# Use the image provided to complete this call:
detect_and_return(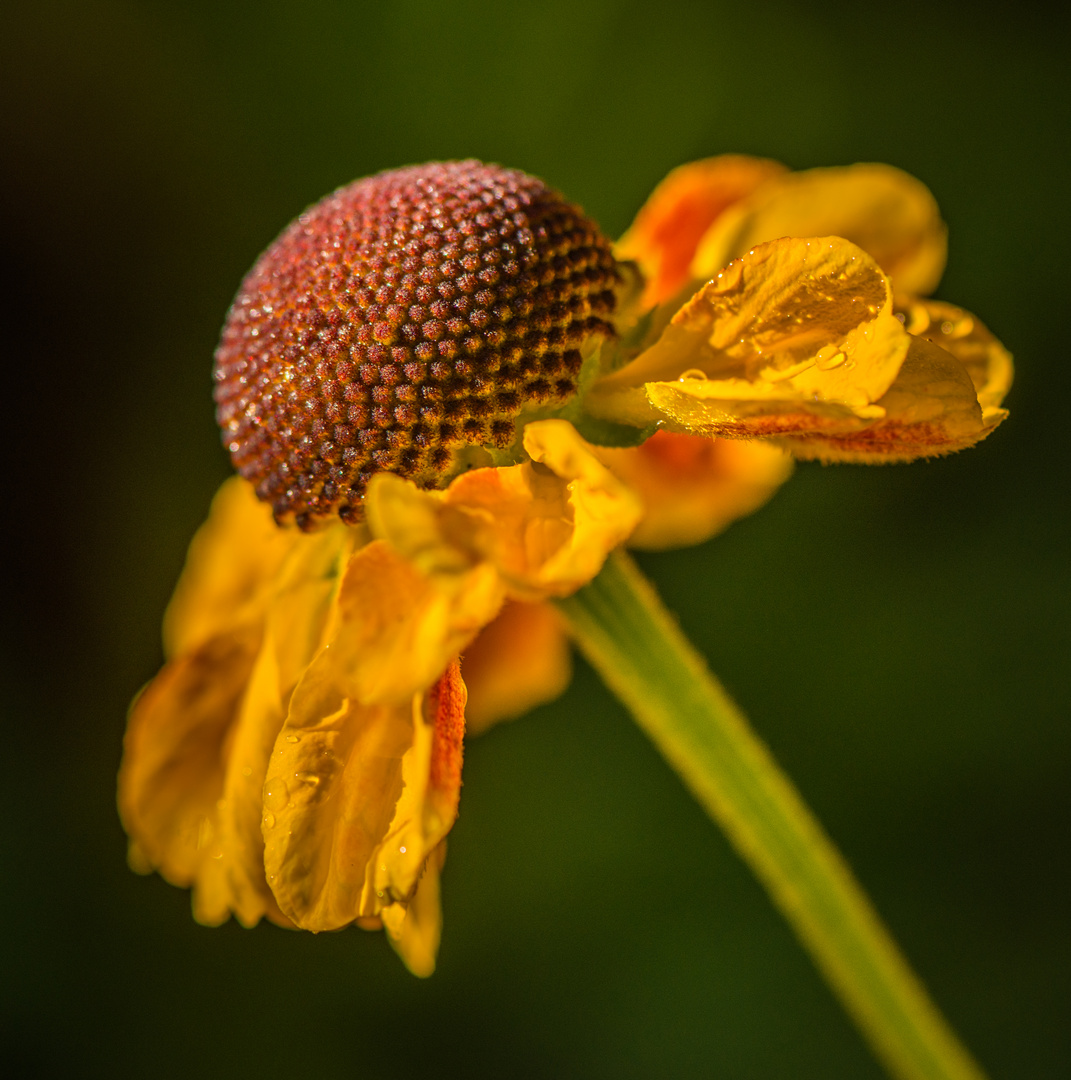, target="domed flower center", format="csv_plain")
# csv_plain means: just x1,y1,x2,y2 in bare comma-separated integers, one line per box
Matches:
213,160,620,529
